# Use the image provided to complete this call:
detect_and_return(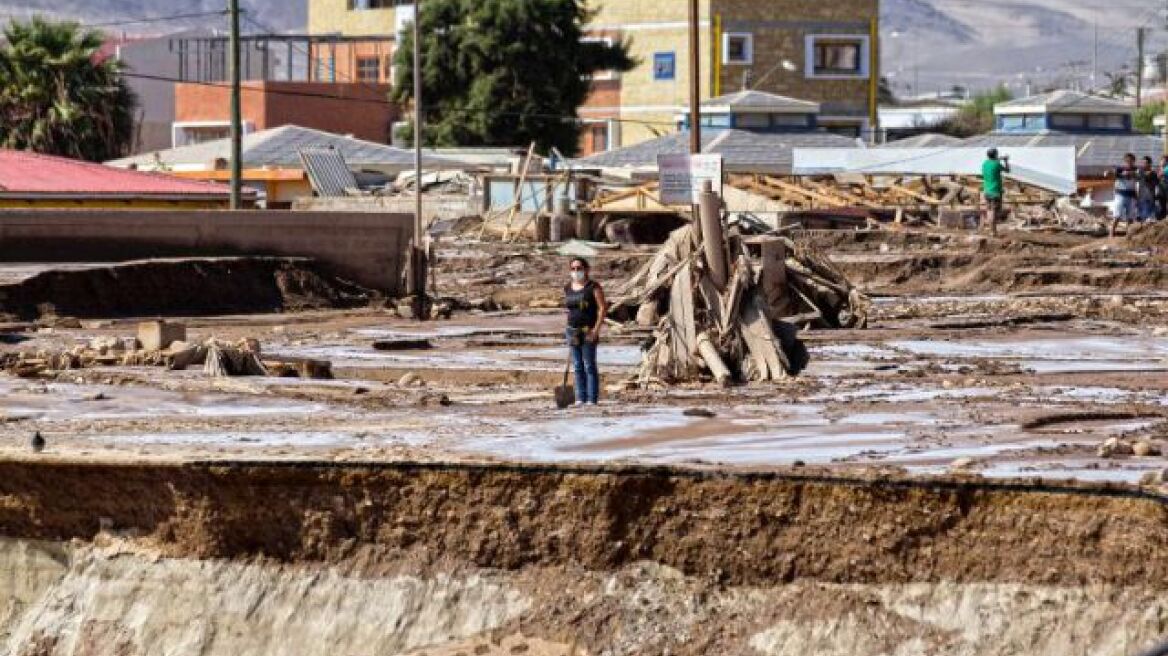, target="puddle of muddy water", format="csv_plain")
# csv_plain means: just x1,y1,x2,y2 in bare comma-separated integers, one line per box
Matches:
889,337,1168,361
274,344,641,371
0,380,326,423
